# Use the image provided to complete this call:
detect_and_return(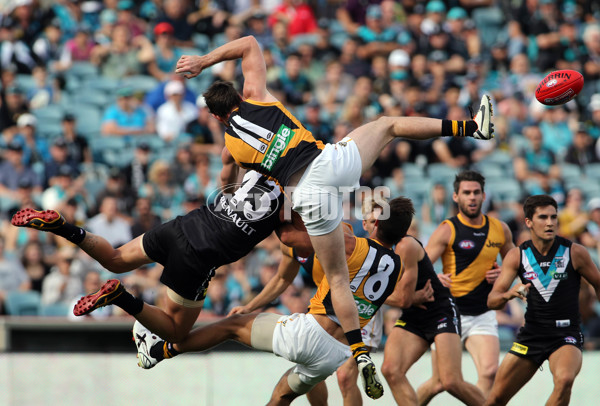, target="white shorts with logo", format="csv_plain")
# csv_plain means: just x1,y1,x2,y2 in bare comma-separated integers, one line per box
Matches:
291,137,362,236
460,310,499,341
272,313,352,386
362,311,384,350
